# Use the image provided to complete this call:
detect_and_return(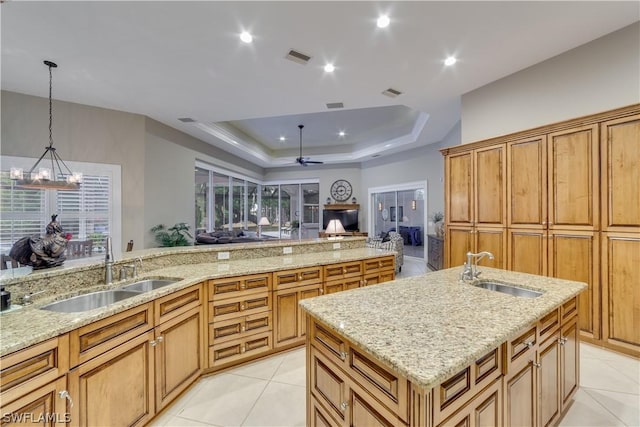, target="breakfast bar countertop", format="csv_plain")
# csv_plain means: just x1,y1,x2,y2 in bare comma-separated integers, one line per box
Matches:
300,266,587,390
0,246,392,357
